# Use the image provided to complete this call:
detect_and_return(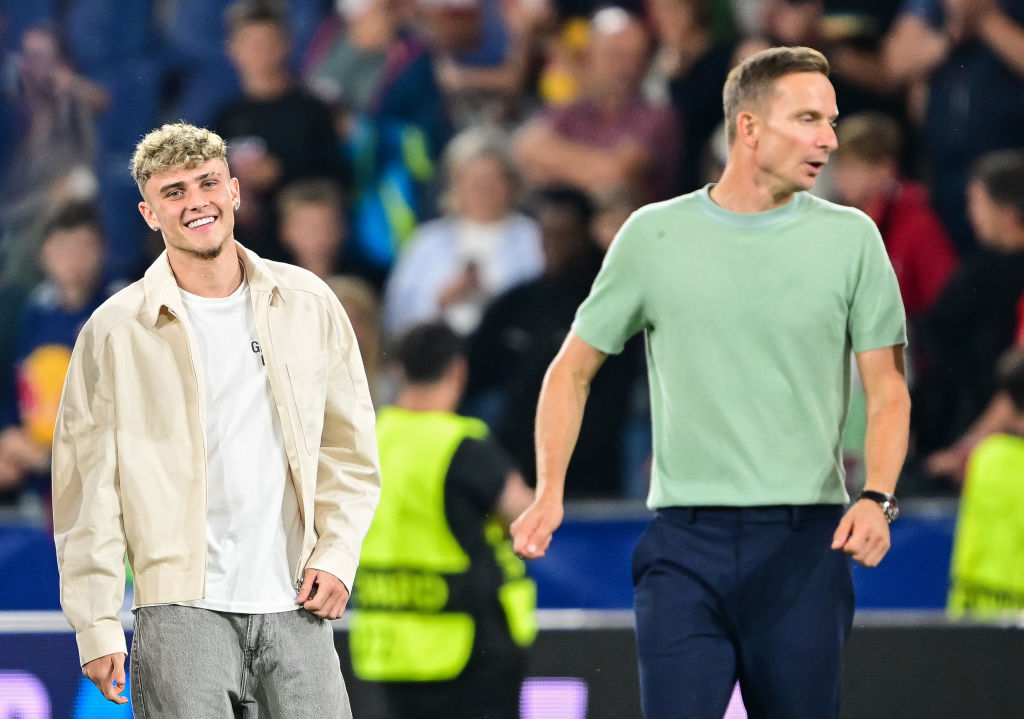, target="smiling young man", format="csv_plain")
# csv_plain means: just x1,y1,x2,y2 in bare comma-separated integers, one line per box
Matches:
51,123,381,716
512,47,911,718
